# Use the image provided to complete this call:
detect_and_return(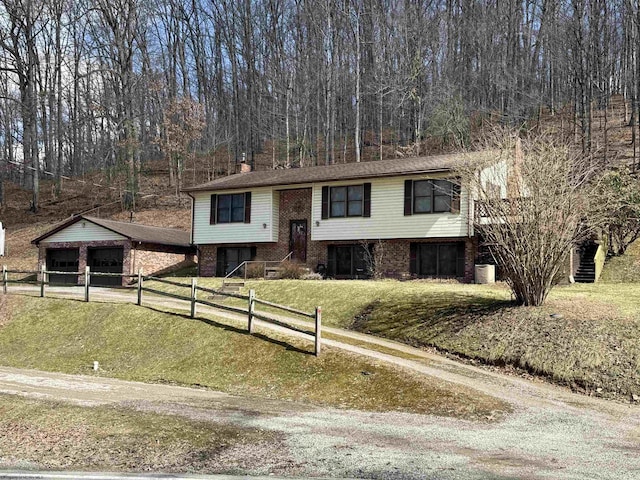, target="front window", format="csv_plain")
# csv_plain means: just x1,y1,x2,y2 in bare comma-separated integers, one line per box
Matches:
328,244,372,278
413,180,453,214
412,242,465,277
330,185,364,217
217,193,245,223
